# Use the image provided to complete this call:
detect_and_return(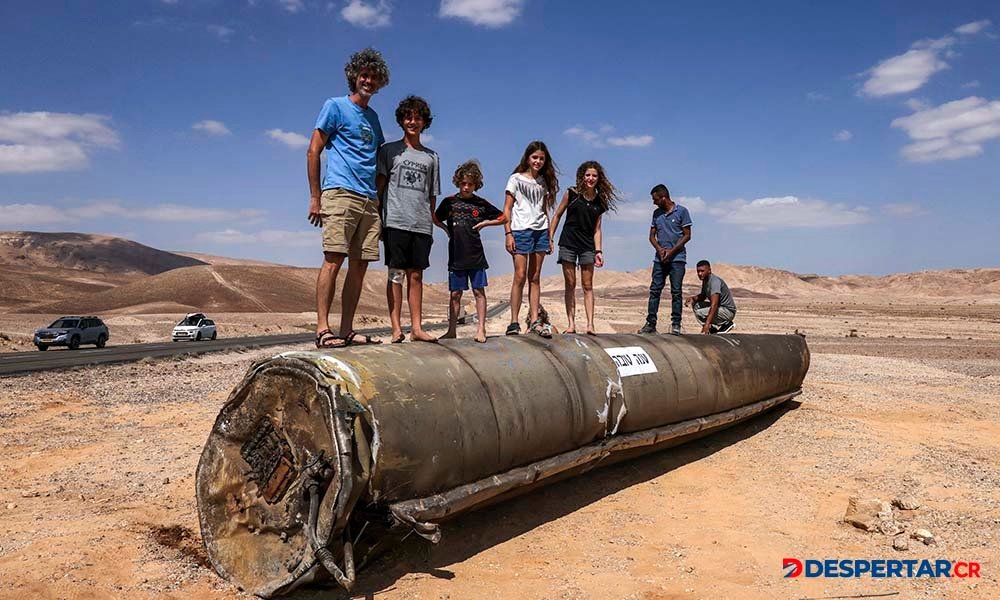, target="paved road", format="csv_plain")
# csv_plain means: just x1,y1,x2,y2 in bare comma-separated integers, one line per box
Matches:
1,301,510,377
